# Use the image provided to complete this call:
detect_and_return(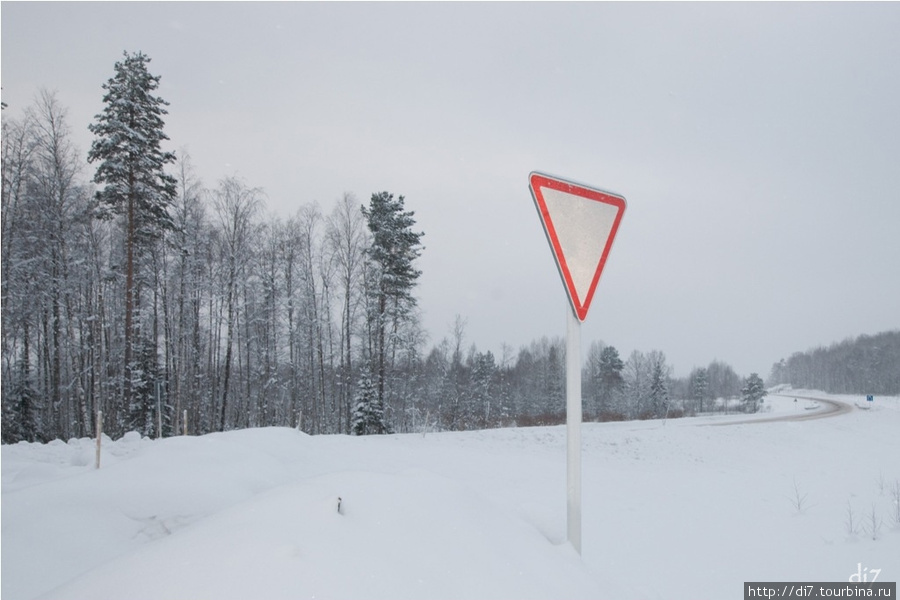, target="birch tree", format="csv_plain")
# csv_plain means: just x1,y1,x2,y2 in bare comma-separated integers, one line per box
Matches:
326,193,368,432
211,176,261,431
